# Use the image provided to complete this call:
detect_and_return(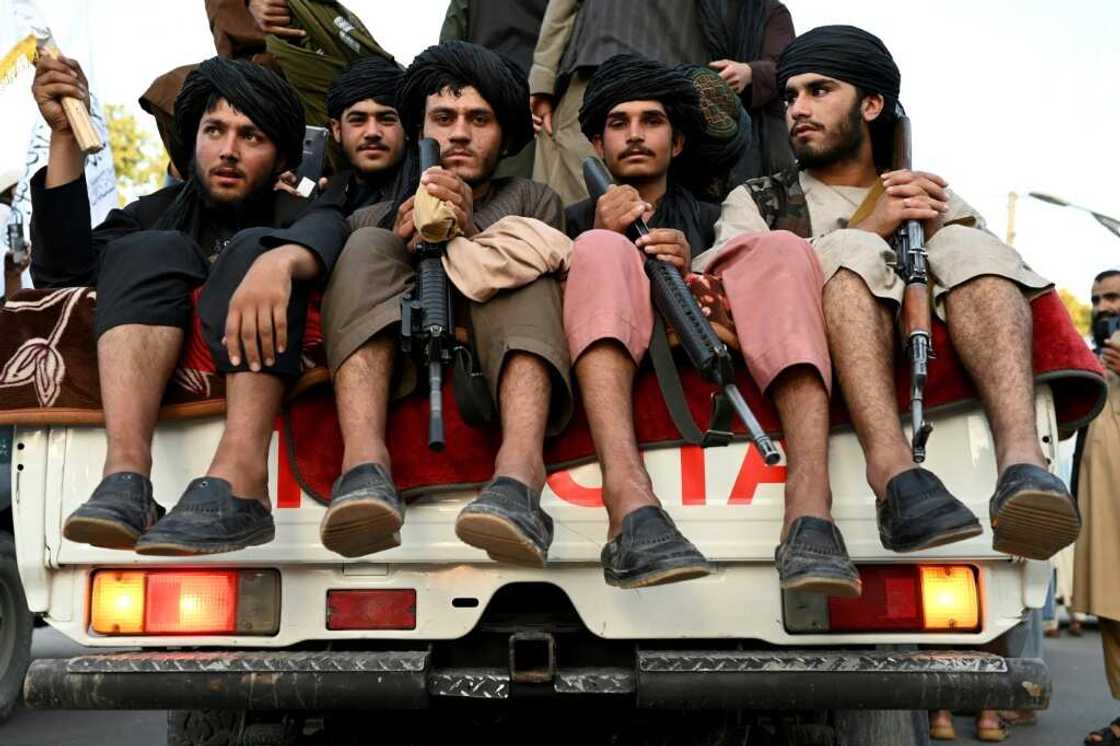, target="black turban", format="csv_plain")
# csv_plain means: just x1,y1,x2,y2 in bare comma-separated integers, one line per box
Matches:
579,54,705,145
326,56,405,121
398,41,533,157
777,25,901,115
172,56,305,178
